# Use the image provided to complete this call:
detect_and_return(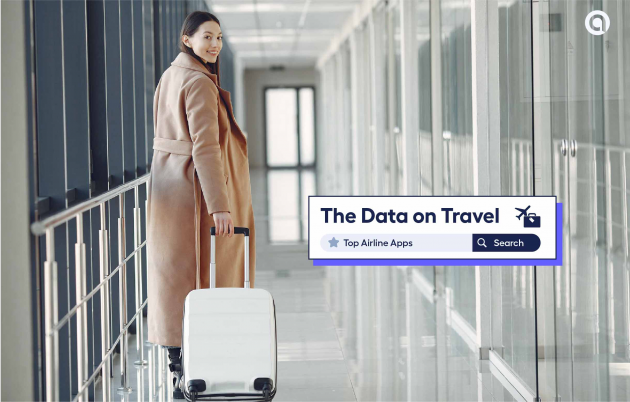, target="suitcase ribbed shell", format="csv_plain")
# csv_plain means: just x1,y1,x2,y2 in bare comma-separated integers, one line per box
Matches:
182,288,277,394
